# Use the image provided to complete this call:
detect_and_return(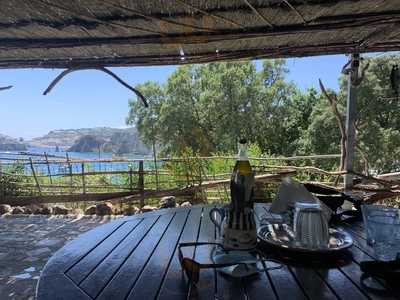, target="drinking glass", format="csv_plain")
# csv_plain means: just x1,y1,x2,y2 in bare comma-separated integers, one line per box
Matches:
361,205,399,245
365,211,400,261
293,202,329,249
